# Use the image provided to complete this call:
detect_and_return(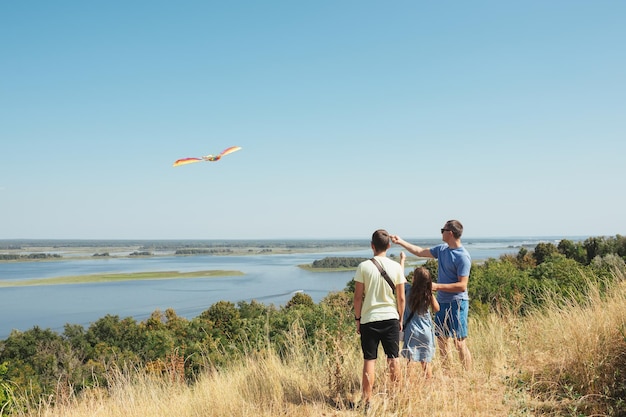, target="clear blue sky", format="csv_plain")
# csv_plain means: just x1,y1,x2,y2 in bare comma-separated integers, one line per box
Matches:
1,1,624,240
